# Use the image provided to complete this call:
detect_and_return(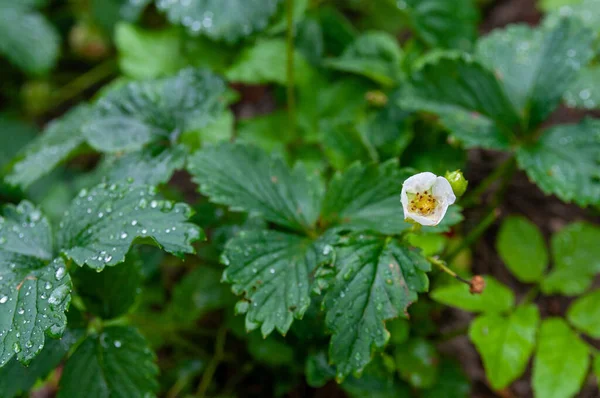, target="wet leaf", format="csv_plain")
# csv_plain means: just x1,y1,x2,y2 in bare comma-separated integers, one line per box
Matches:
395,338,440,388
222,229,330,337
188,143,323,232
58,326,158,398
156,0,282,43
516,119,600,207
321,233,430,380
83,68,226,153
58,182,203,270
564,65,600,110
0,202,71,367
